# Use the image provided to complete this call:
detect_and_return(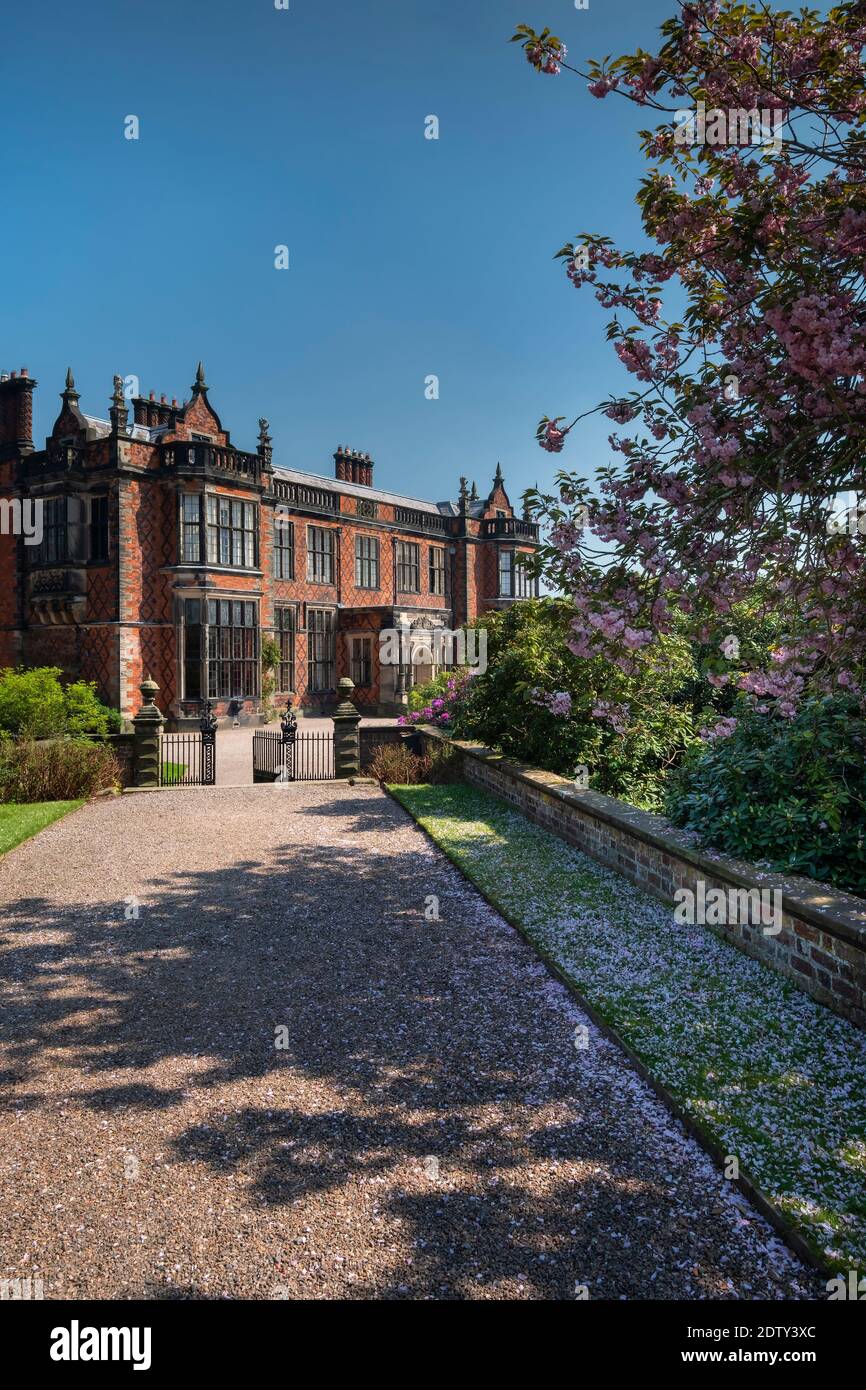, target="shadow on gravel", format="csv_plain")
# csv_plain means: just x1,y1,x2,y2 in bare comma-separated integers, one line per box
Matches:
0,797,815,1300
